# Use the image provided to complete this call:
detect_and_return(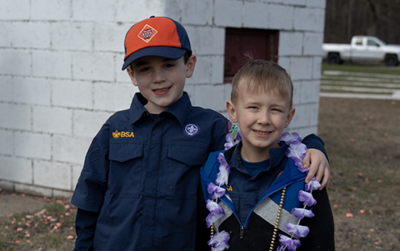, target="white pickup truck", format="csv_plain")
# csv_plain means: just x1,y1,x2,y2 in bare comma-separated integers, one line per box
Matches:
322,36,400,66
